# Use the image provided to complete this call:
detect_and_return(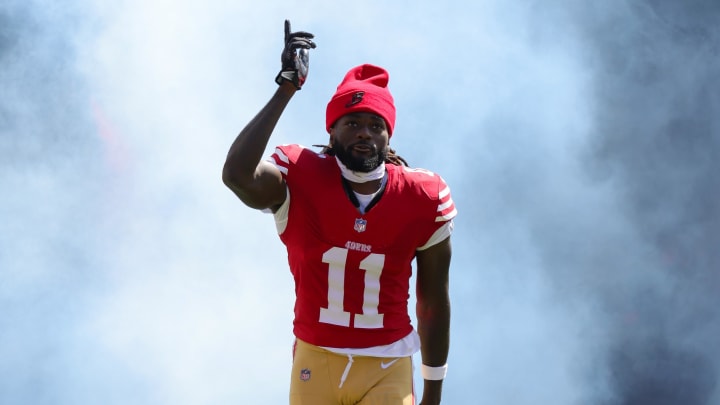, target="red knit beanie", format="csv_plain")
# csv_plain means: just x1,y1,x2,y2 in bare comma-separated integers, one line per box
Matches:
326,64,396,136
